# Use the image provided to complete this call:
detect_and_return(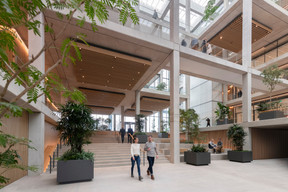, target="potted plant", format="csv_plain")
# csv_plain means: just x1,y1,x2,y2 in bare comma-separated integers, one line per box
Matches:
227,124,252,163
203,0,219,21
56,102,95,184
156,82,167,91
134,114,147,143
184,144,211,166
259,65,286,120
215,102,232,125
